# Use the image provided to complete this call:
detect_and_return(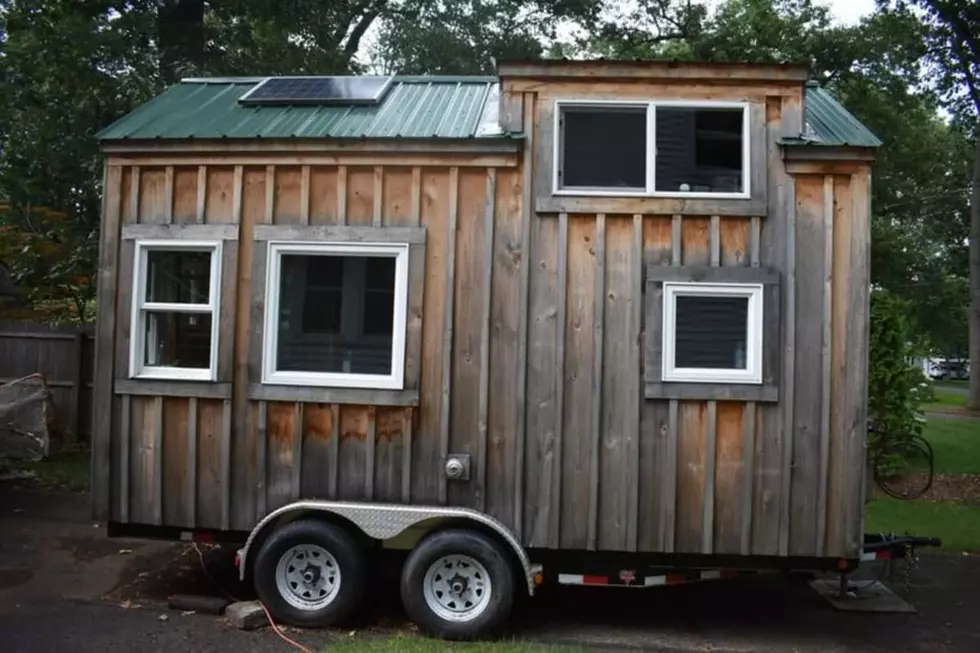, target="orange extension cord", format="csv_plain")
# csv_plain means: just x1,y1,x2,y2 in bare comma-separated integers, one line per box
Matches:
191,543,313,653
